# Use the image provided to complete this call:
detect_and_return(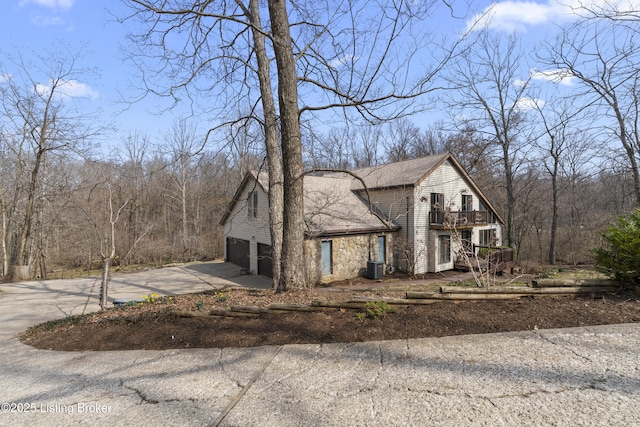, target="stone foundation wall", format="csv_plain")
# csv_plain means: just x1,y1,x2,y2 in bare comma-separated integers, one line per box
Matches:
305,232,396,284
